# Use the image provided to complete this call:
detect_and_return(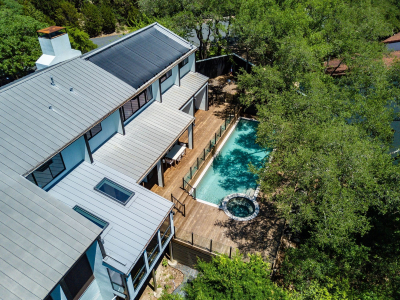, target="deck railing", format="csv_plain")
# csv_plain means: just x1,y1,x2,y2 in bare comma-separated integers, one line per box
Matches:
174,226,236,257
171,193,186,217
182,179,196,199
182,106,240,191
